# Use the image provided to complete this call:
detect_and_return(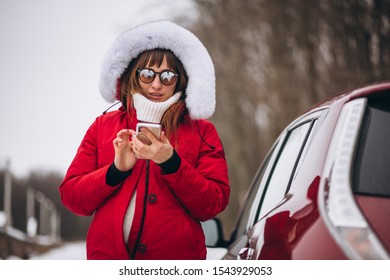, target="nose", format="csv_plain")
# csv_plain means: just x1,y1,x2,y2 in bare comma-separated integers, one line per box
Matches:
151,74,163,89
